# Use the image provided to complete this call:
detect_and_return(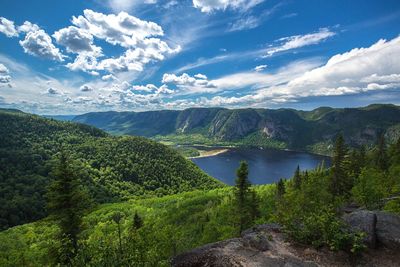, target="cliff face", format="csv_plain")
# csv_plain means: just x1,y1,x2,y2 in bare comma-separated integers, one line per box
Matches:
73,104,400,150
